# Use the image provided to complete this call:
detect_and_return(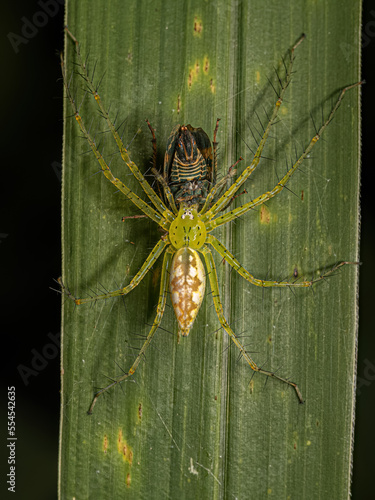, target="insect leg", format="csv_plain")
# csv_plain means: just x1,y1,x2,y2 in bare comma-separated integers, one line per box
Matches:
87,247,173,413
200,245,304,403
212,117,220,184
